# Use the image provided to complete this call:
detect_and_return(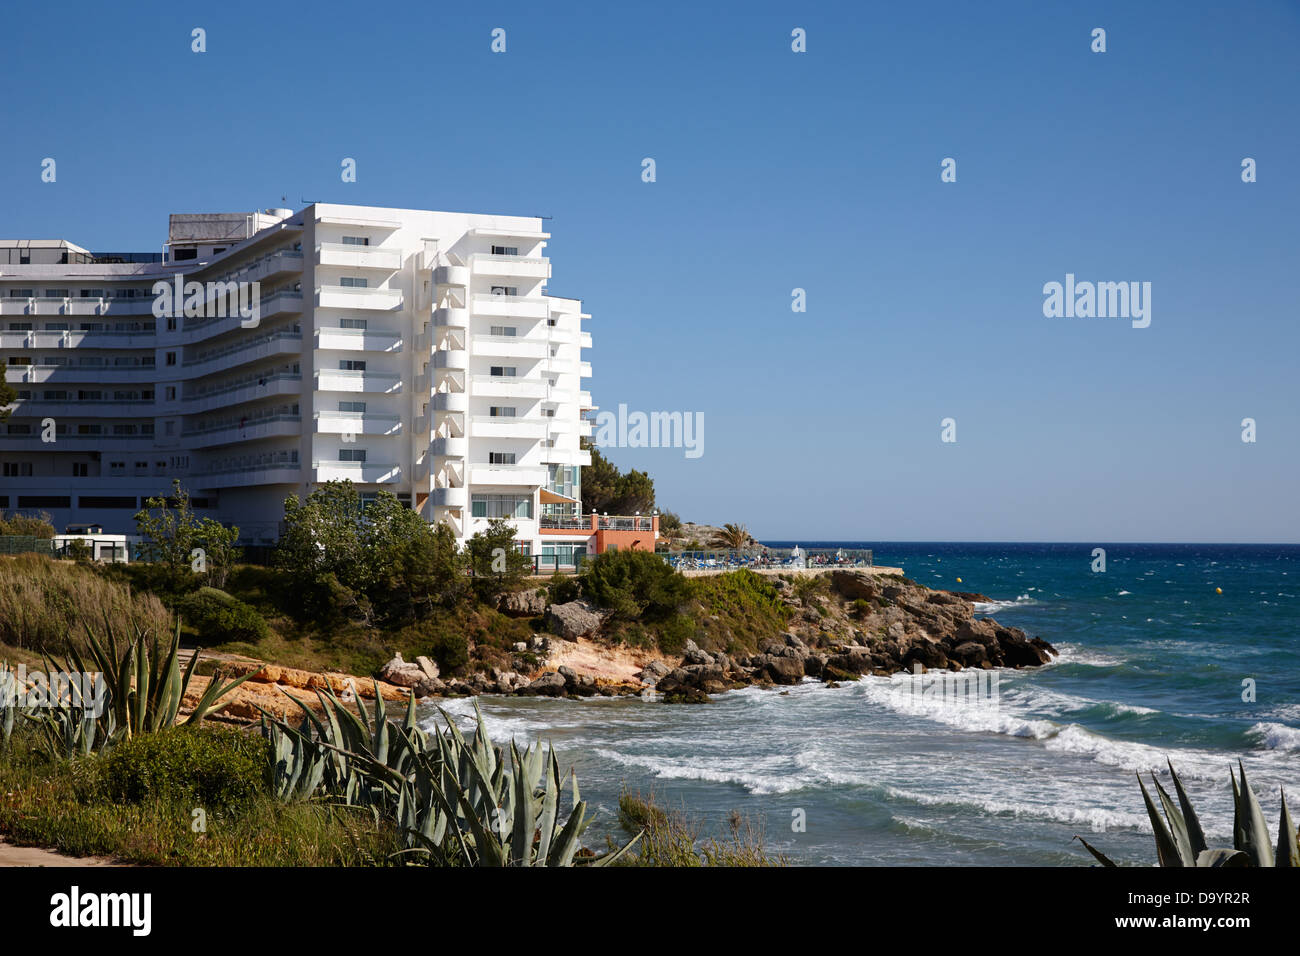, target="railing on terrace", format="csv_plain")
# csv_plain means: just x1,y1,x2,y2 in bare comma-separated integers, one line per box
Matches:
0,536,55,556
184,329,302,367
183,413,301,437
538,514,656,532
